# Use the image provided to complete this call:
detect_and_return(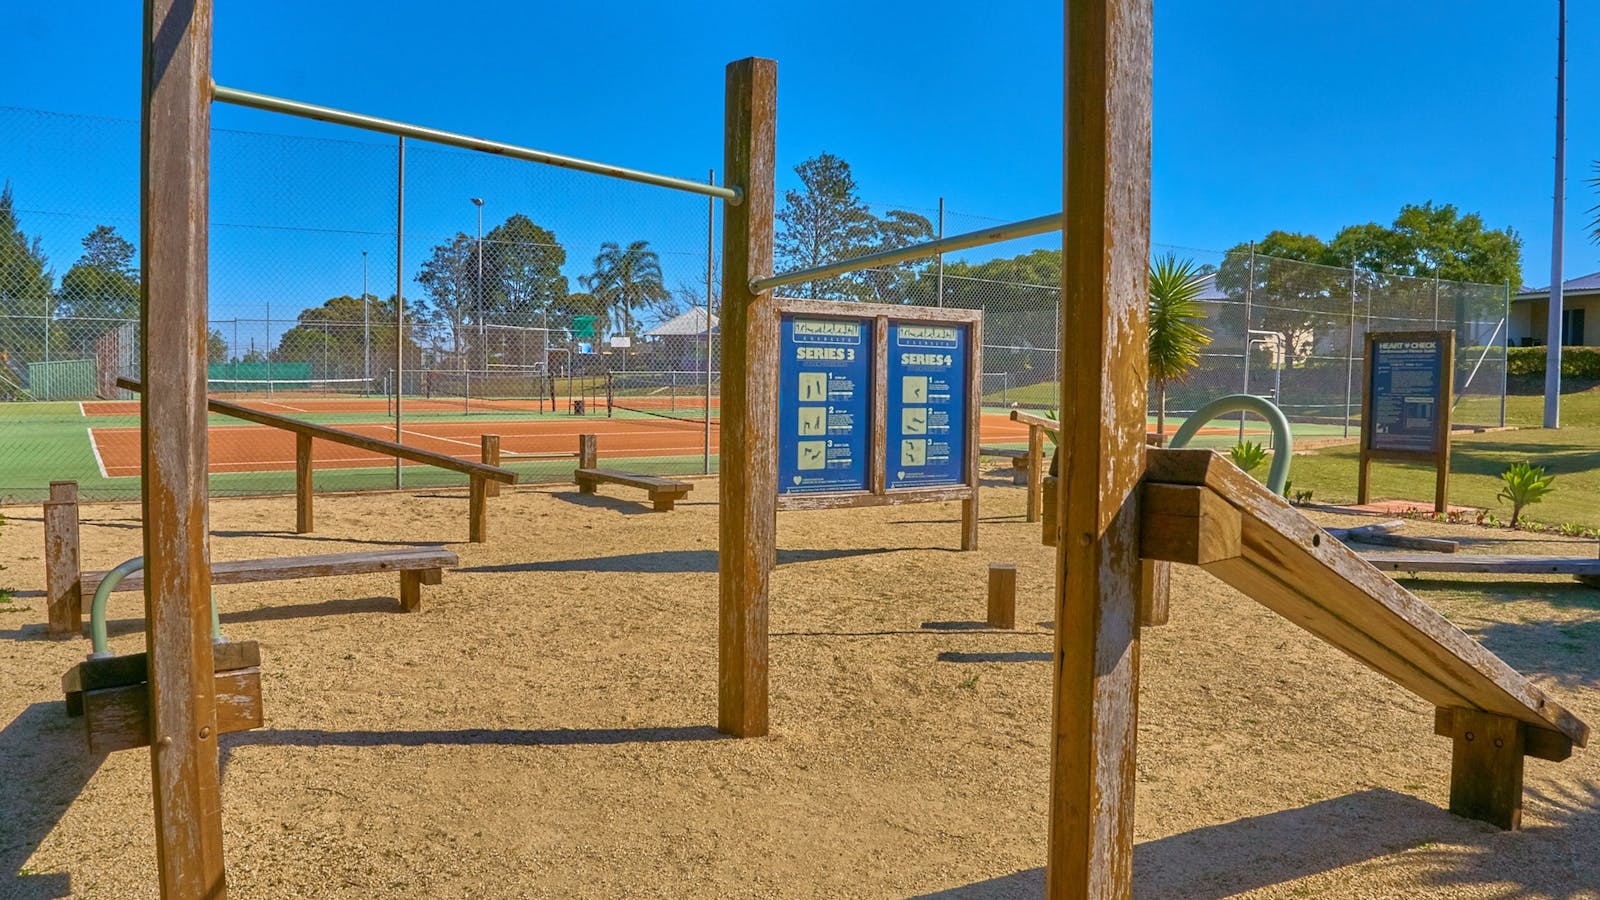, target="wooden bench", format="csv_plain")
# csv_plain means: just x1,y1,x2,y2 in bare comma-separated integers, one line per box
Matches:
81,546,459,615
575,468,693,511
979,446,1031,485
1362,551,1600,587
